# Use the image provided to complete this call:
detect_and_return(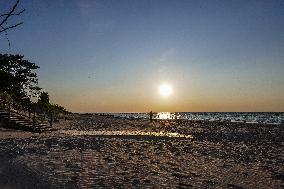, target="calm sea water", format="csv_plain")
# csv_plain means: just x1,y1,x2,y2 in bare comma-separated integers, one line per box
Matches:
99,112,284,125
